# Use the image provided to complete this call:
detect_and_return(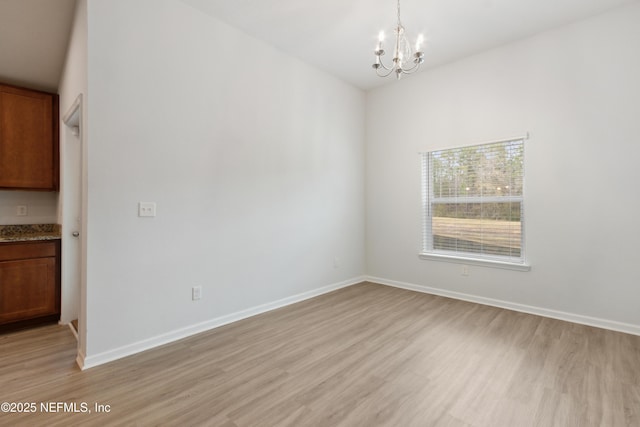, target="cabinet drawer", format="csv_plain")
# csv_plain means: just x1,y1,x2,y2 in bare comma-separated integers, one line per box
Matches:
0,241,57,262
